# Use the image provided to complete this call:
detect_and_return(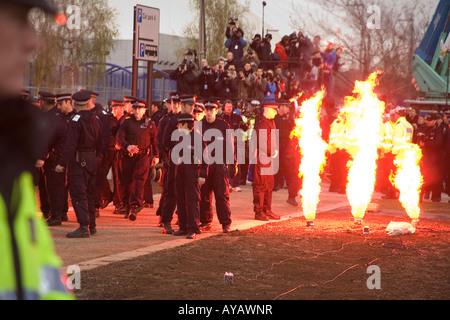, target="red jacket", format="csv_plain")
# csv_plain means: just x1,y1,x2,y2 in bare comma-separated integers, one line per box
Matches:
274,42,288,68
